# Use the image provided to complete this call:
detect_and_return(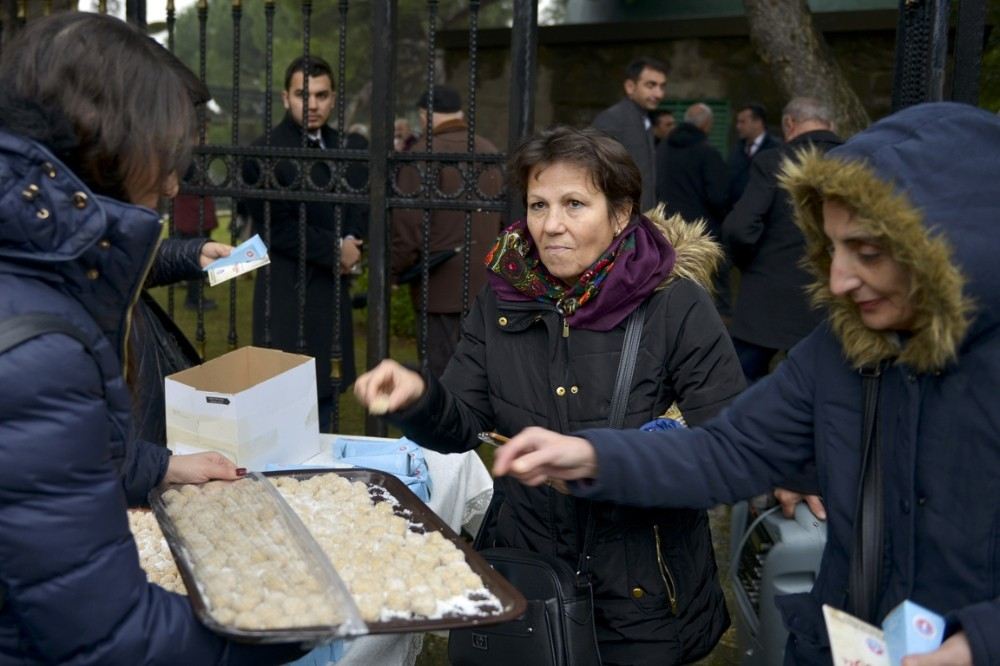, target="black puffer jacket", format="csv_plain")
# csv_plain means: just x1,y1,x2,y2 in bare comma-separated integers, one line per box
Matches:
394,210,745,665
